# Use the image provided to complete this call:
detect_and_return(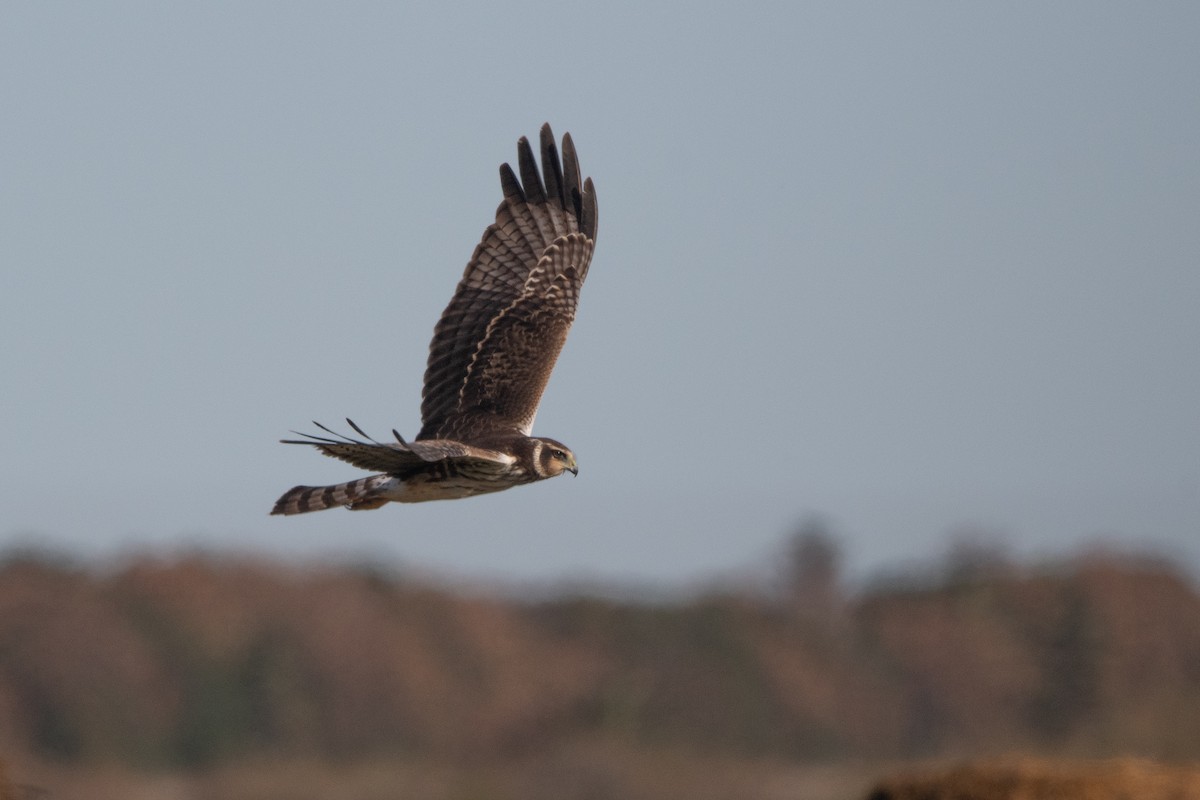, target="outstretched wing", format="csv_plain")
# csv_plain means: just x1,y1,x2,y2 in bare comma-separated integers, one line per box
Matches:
282,420,514,474
418,123,597,441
